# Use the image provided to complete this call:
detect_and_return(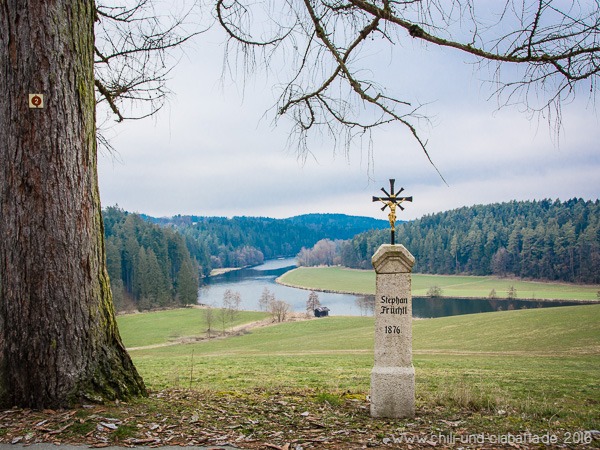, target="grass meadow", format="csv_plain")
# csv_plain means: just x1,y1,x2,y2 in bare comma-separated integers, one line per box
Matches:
117,308,269,348
117,304,600,431
2,303,597,447
278,266,600,301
